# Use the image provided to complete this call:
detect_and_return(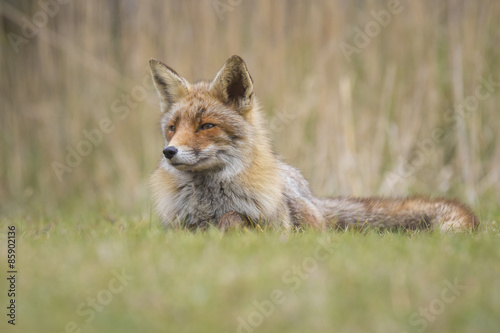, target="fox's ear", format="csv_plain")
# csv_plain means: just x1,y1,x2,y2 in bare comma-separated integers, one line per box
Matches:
211,55,254,113
149,59,190,111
